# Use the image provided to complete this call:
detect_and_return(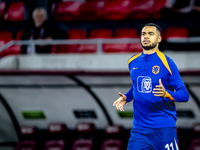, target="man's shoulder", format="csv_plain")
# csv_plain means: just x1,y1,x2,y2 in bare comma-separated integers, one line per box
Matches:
157,50,175,64
128,53,142,65
157,51,177,75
